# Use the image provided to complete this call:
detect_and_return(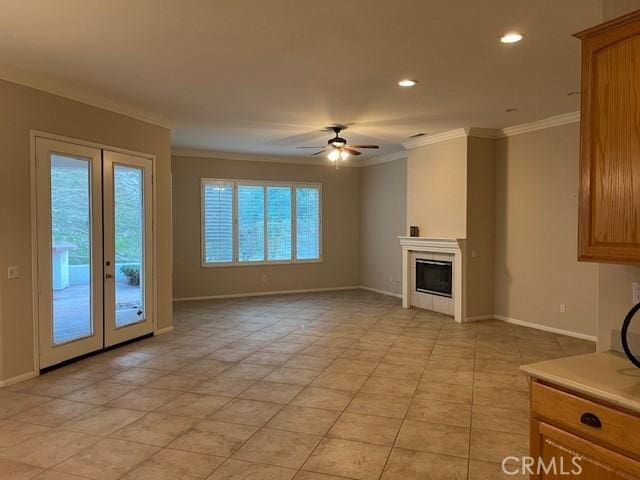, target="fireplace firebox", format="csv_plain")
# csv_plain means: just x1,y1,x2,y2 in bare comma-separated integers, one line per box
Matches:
415,259,452,298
